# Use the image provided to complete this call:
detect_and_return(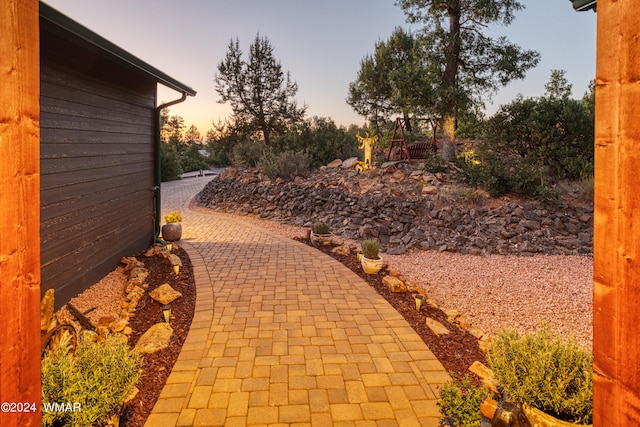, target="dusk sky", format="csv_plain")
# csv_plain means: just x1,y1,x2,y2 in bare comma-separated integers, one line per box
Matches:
44,0,596,138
